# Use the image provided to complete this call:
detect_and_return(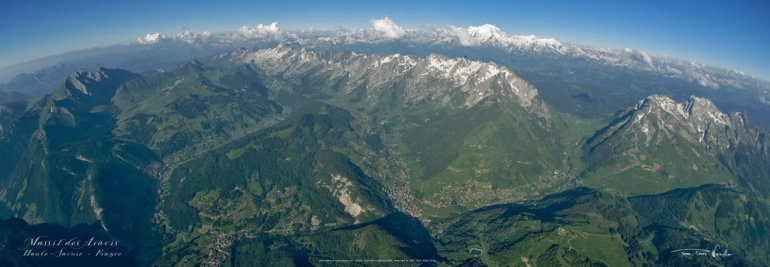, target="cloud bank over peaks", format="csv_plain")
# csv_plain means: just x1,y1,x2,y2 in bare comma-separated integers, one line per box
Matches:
638,50,653,68
446,26,480,46
123,18,759,91
135,22,284,46
233,22,282,40
137,33,165,44
624,48,654,68
370,16,406,38
174,30,212,44
664,65,683,75
685,68,720,89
